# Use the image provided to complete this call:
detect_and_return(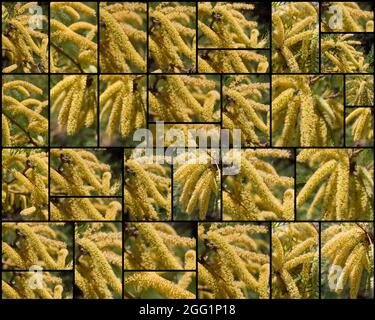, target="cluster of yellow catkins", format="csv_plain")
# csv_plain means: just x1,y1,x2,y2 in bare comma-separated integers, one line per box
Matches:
2,3,48,73
2,271,69,299
199,49,269,73
272,2,319,73
2,223,71,270
346,75,374,106
321,2,374,32
51,75,97,136
272,223,319,299
50,2,97,72
272,75,343,146
51,198,122,221
322,223,374,299
223,75,269,146
50,149,119,196
2,78,48,147
150,124,220,147
125,271,196,299
198,2,268,49
149,2,196,73
124,223,196,270
297,149,374,220
198,223,269,299
150,75,220,122
223,149,294,221
124,153,171,221
100,2,146,72
346,108,374,145
174,150,220,220
321,34,370,73
100,75,146,142
2,149,48,220
75,223,122,299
